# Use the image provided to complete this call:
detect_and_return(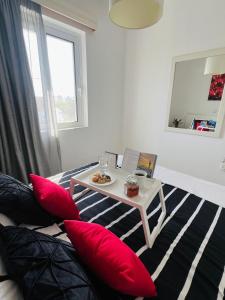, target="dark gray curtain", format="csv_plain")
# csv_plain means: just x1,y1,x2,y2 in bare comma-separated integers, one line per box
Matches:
0,0,51,183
